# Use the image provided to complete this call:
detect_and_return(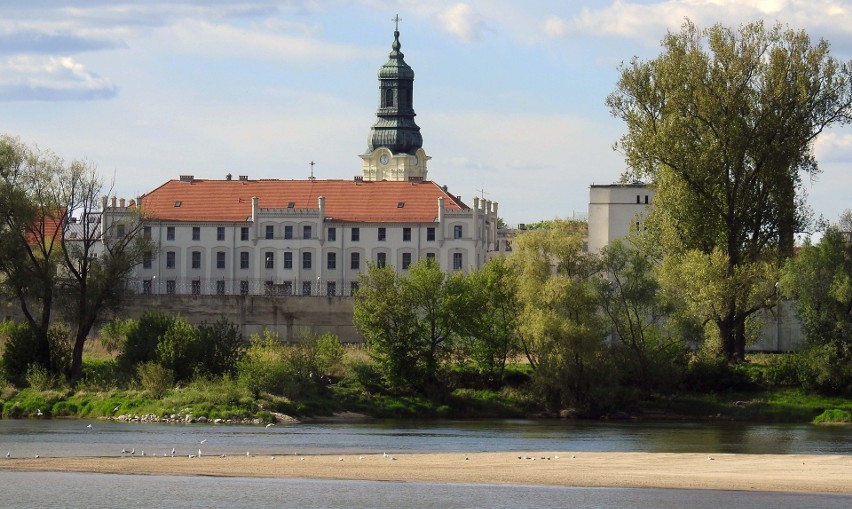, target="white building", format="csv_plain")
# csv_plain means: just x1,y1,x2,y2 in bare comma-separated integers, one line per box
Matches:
587,183,655,253
112,26,499,297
